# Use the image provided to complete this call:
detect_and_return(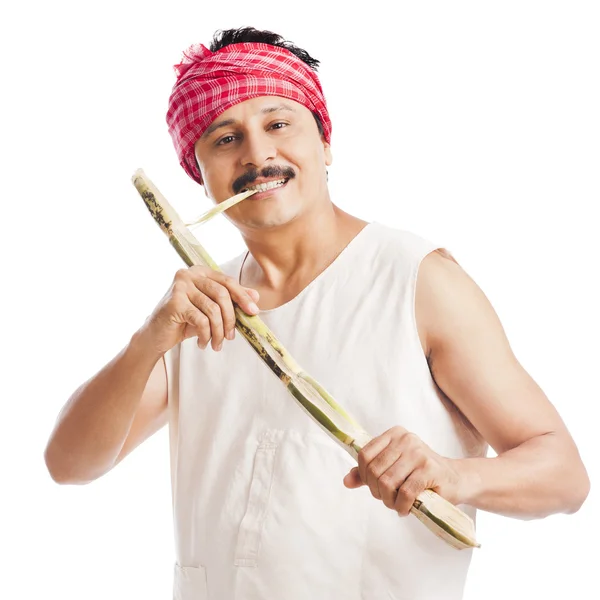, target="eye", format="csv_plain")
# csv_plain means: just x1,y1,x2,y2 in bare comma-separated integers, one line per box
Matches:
270,122,288,130
217,135,237,146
